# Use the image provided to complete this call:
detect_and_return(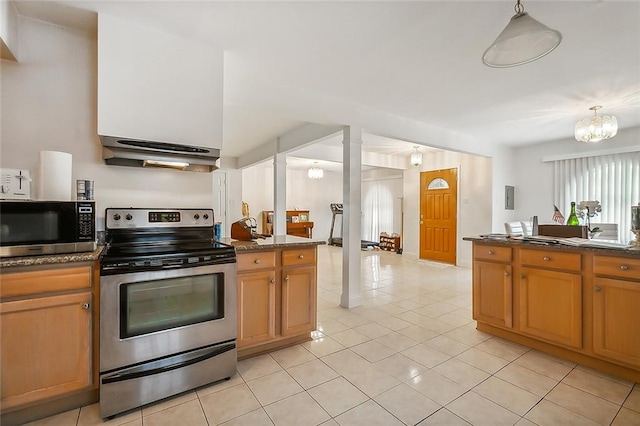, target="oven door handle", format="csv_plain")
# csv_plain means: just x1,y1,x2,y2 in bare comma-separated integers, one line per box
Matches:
101,342,236,385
